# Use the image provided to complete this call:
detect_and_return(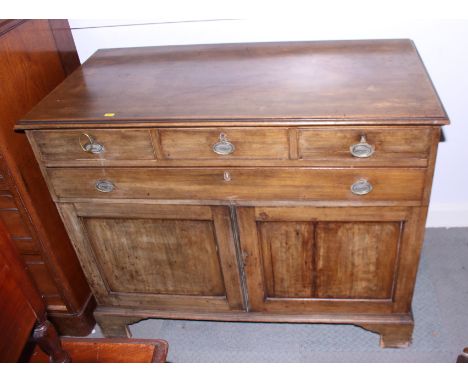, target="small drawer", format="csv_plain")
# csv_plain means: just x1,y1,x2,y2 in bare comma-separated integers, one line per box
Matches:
0,192,16,209
298,127,433,166
159,128,290,160
31,129,156,162
13,237,41,254
0,209,32,237
47,167,426,203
